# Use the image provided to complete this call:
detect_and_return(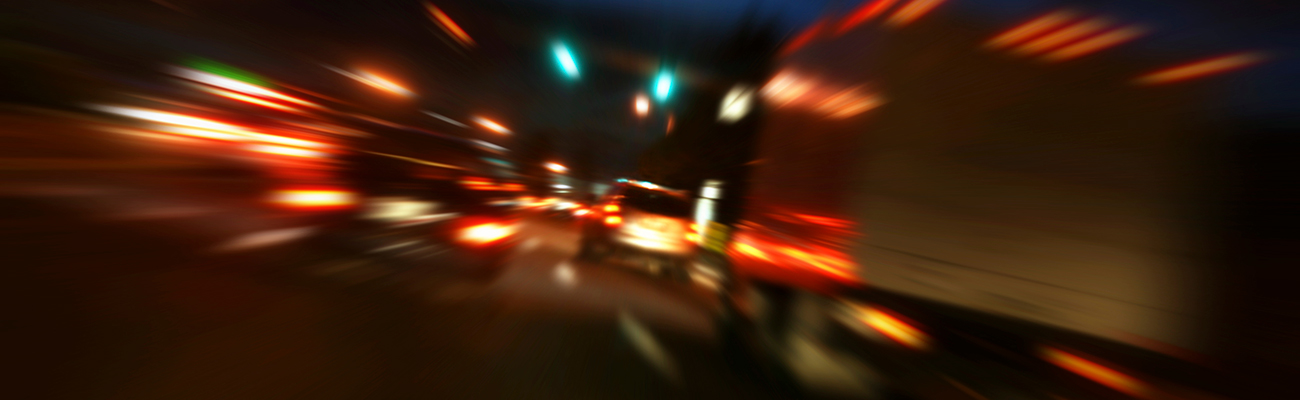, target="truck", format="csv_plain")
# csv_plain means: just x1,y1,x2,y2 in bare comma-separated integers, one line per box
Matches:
713,3,1291,399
